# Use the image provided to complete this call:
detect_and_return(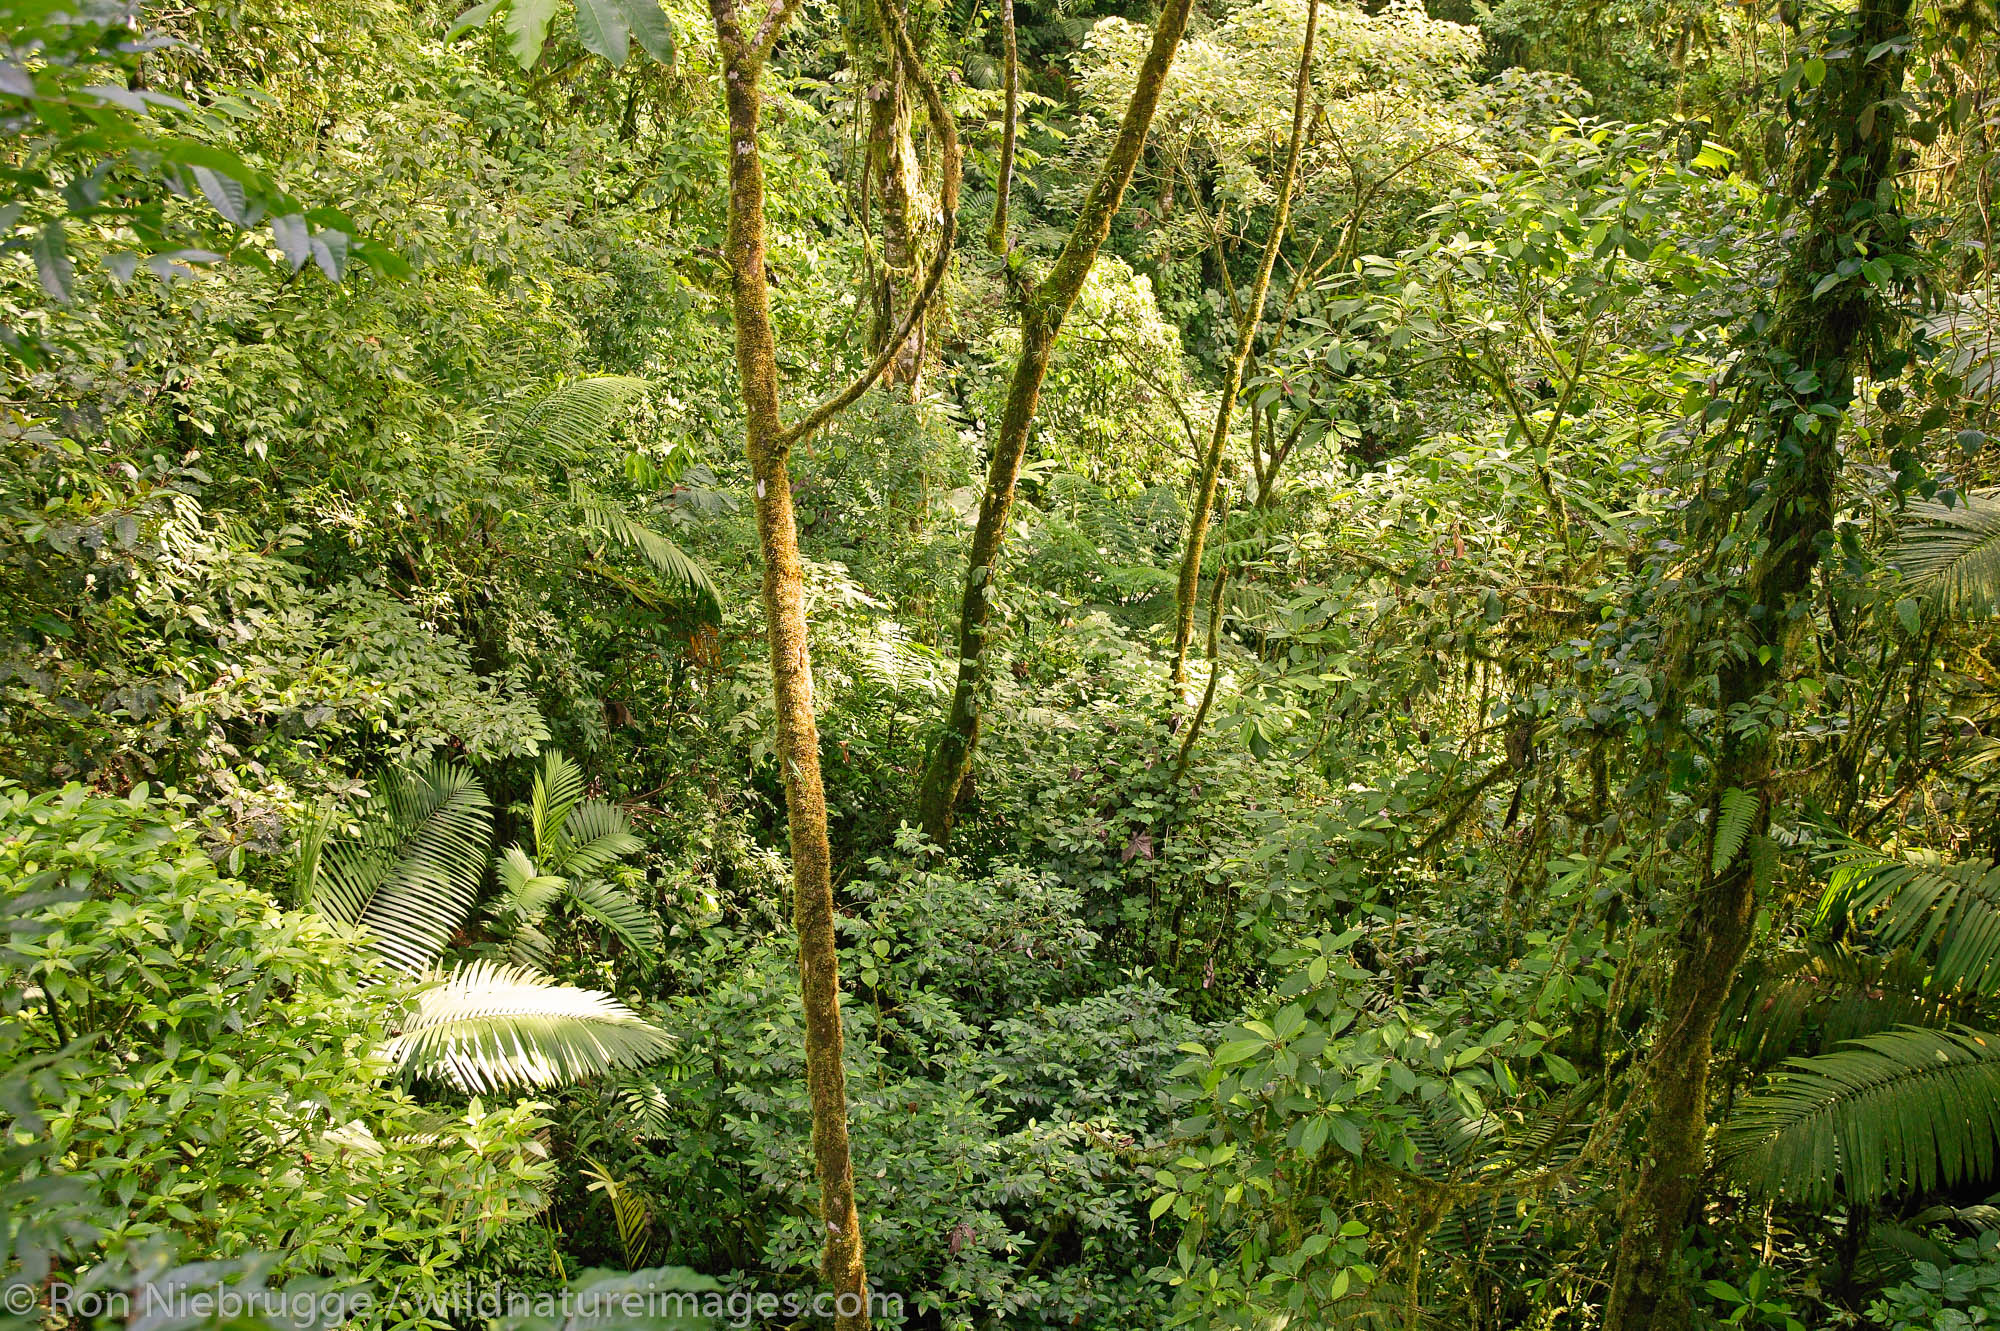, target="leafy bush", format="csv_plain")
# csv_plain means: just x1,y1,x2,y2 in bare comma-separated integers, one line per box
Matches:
0,784,552,1325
